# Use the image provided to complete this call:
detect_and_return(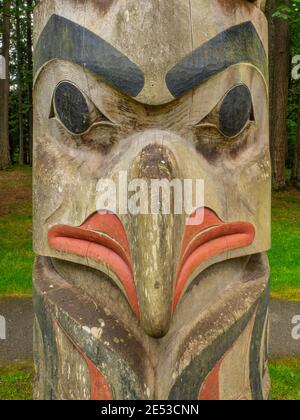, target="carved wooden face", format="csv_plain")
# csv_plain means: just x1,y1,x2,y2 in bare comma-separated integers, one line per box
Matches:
33,0,270,338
